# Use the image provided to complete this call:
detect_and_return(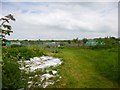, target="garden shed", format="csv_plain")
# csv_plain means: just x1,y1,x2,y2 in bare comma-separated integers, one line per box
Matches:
85,41,104,46
6,41,11,47
2,39,11,47
11,41,21,45
2,39,21,47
